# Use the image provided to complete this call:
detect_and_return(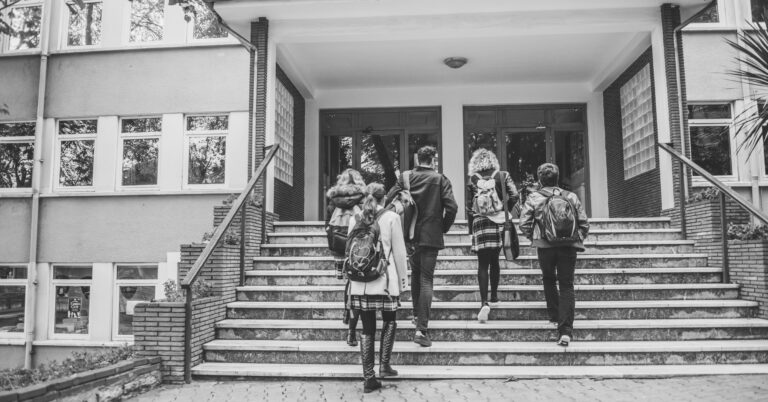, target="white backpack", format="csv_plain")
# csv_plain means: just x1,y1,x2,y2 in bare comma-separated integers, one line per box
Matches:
471,170,506,224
